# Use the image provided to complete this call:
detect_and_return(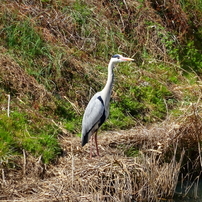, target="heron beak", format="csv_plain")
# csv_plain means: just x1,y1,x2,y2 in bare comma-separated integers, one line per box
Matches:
121,57,134,61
